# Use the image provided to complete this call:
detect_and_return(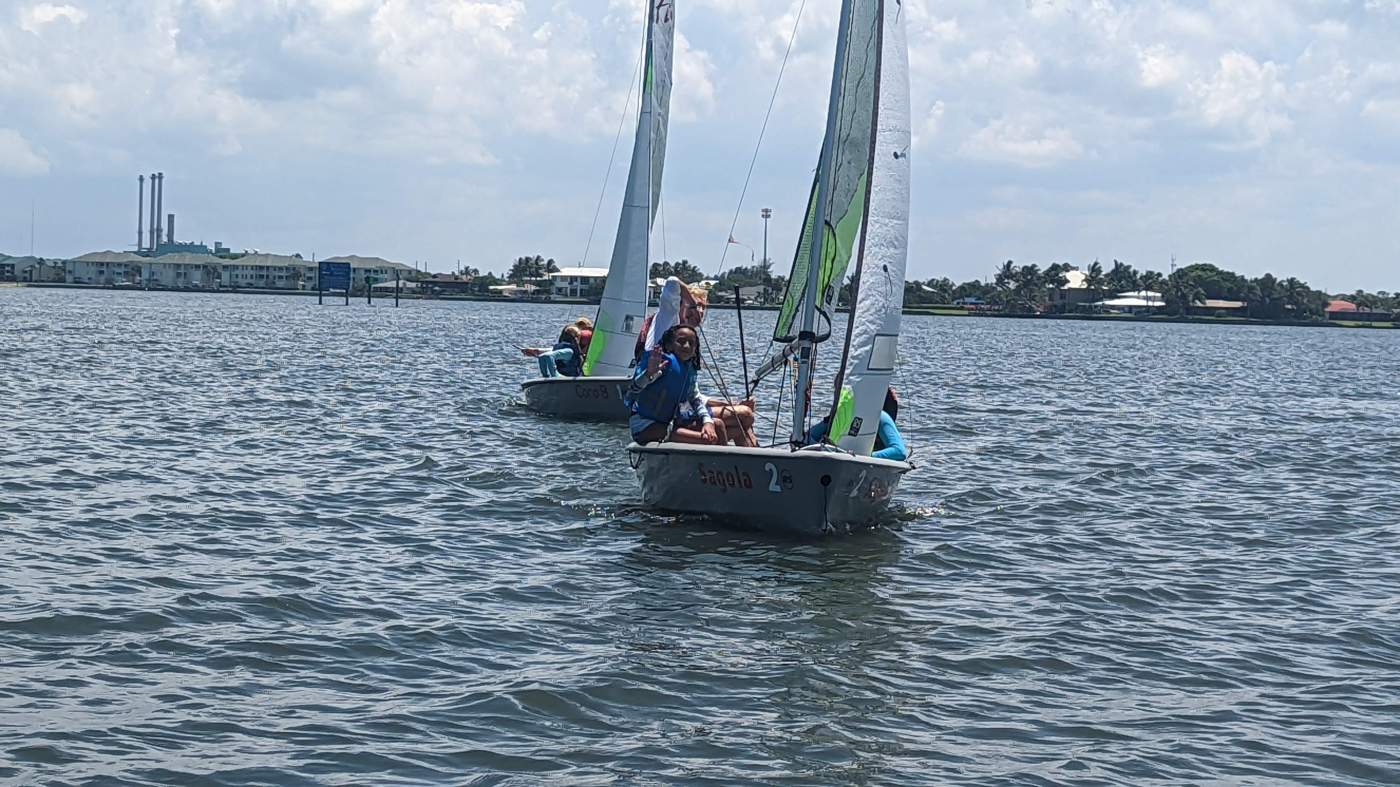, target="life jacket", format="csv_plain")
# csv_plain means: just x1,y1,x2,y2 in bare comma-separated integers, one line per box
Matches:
626,350,694,426
578,329,593,354
553,340,583,377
